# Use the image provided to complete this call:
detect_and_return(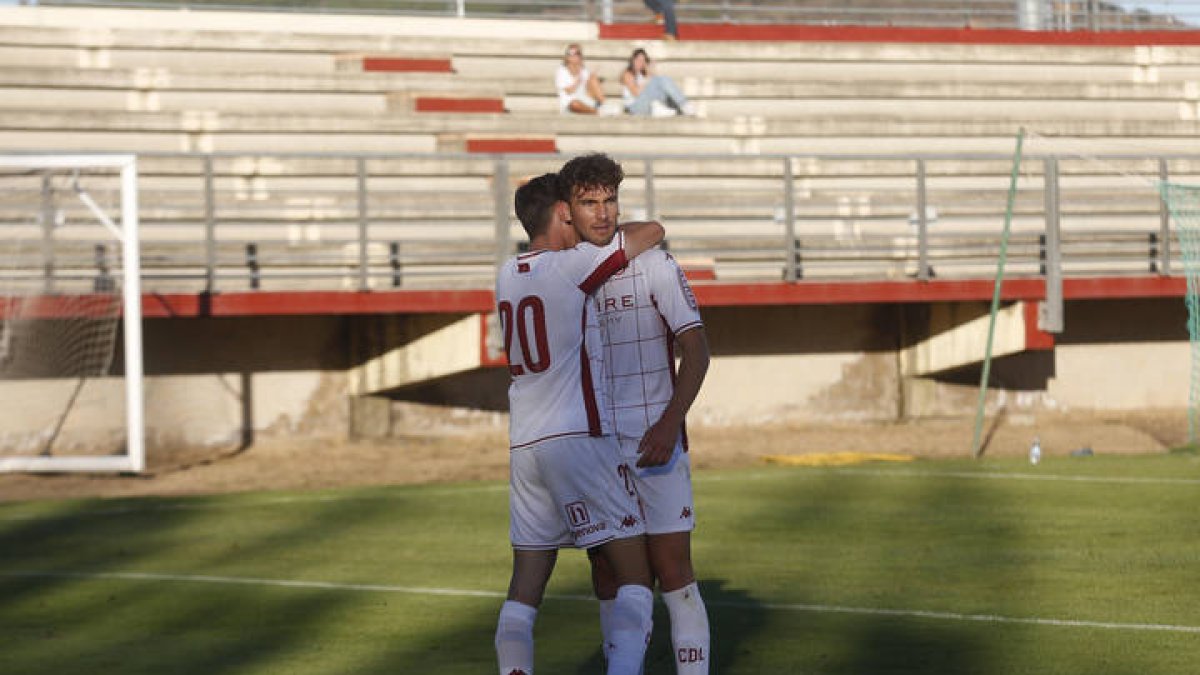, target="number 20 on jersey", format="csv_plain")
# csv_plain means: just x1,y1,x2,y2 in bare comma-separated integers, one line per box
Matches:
498,296,550,377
